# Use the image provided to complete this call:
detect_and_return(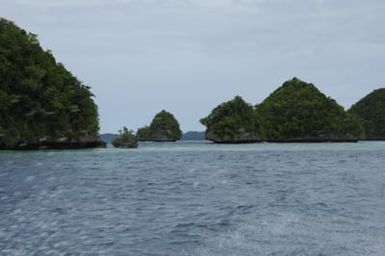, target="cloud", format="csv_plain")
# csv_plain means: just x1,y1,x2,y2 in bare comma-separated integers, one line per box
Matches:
2,0,385,132
9,0,107,7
